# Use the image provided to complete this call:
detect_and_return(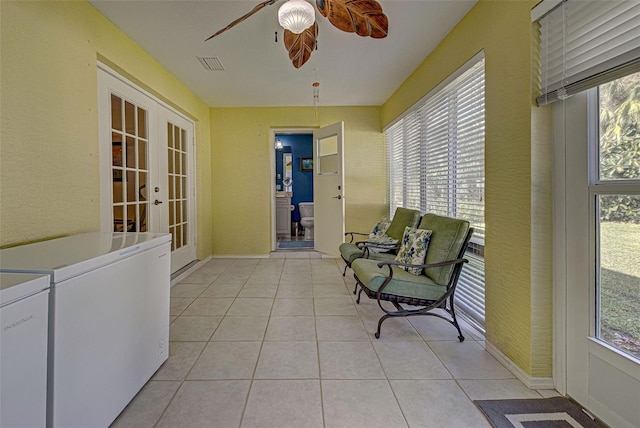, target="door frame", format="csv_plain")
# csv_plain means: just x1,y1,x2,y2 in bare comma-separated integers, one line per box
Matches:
98,63,197,272
552,90,640,427
270,128,315,251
